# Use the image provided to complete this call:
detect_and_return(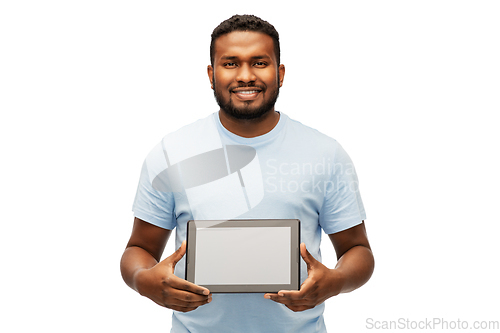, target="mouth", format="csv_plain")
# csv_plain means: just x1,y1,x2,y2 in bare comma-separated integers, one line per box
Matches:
231,88,263,101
